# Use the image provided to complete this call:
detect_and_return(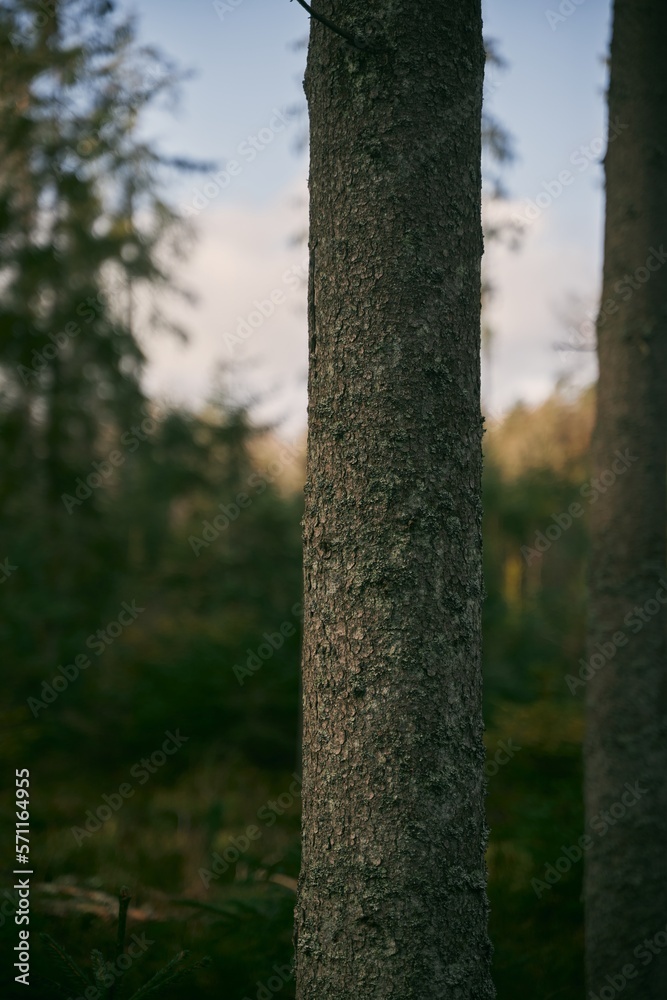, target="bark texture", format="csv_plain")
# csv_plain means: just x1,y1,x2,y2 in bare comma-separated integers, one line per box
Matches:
585,1,667,995
295,3,493,997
